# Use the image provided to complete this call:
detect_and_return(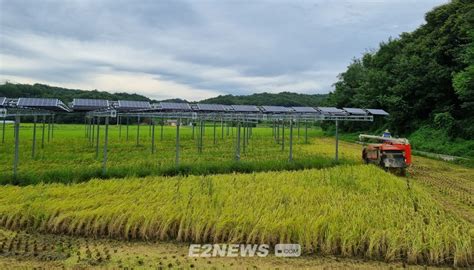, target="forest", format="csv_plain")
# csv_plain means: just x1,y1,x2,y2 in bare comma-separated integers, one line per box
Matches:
327,0,473,143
